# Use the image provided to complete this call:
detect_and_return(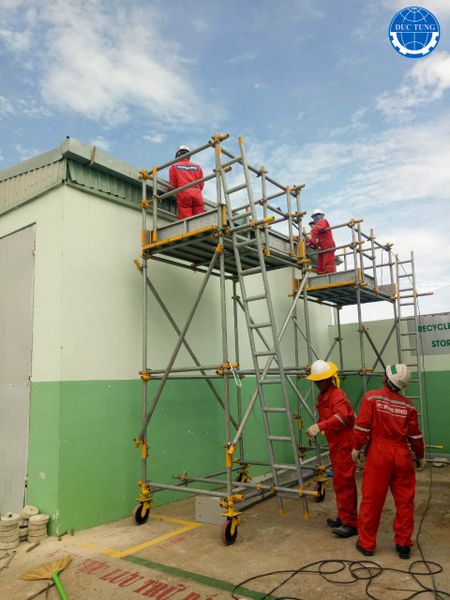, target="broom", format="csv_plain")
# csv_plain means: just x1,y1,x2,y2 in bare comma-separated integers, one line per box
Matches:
21,555,73,600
